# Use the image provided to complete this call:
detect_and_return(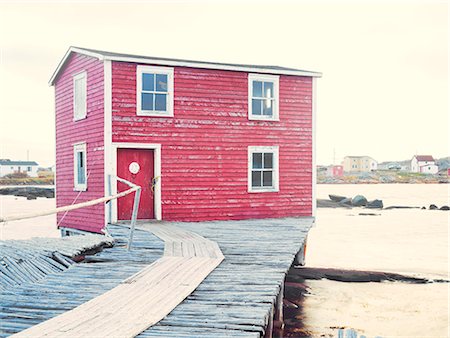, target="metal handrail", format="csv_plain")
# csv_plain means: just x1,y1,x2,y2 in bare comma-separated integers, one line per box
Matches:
114,176,141,251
